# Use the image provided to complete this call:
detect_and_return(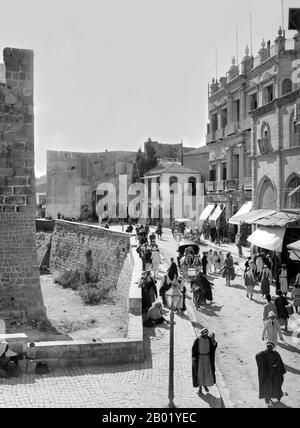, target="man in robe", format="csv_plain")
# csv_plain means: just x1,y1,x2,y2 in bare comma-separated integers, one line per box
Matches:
192,328,217,395
167,258,178,282
255,342,286,406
